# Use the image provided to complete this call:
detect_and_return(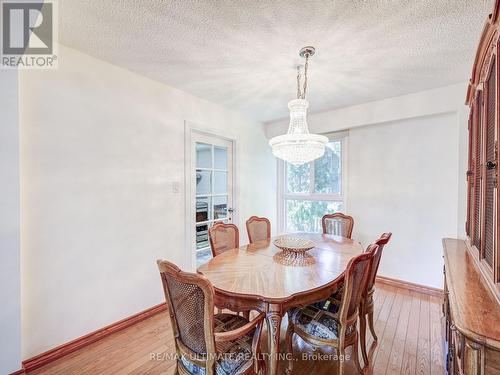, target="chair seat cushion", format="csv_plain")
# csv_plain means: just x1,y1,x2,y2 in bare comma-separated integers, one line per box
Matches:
289,302,355,341
312,282,344,314
180,313,254,375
